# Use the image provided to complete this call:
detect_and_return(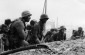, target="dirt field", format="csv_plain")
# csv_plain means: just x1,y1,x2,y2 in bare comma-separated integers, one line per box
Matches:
1,35,85,55
2,38,84,55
